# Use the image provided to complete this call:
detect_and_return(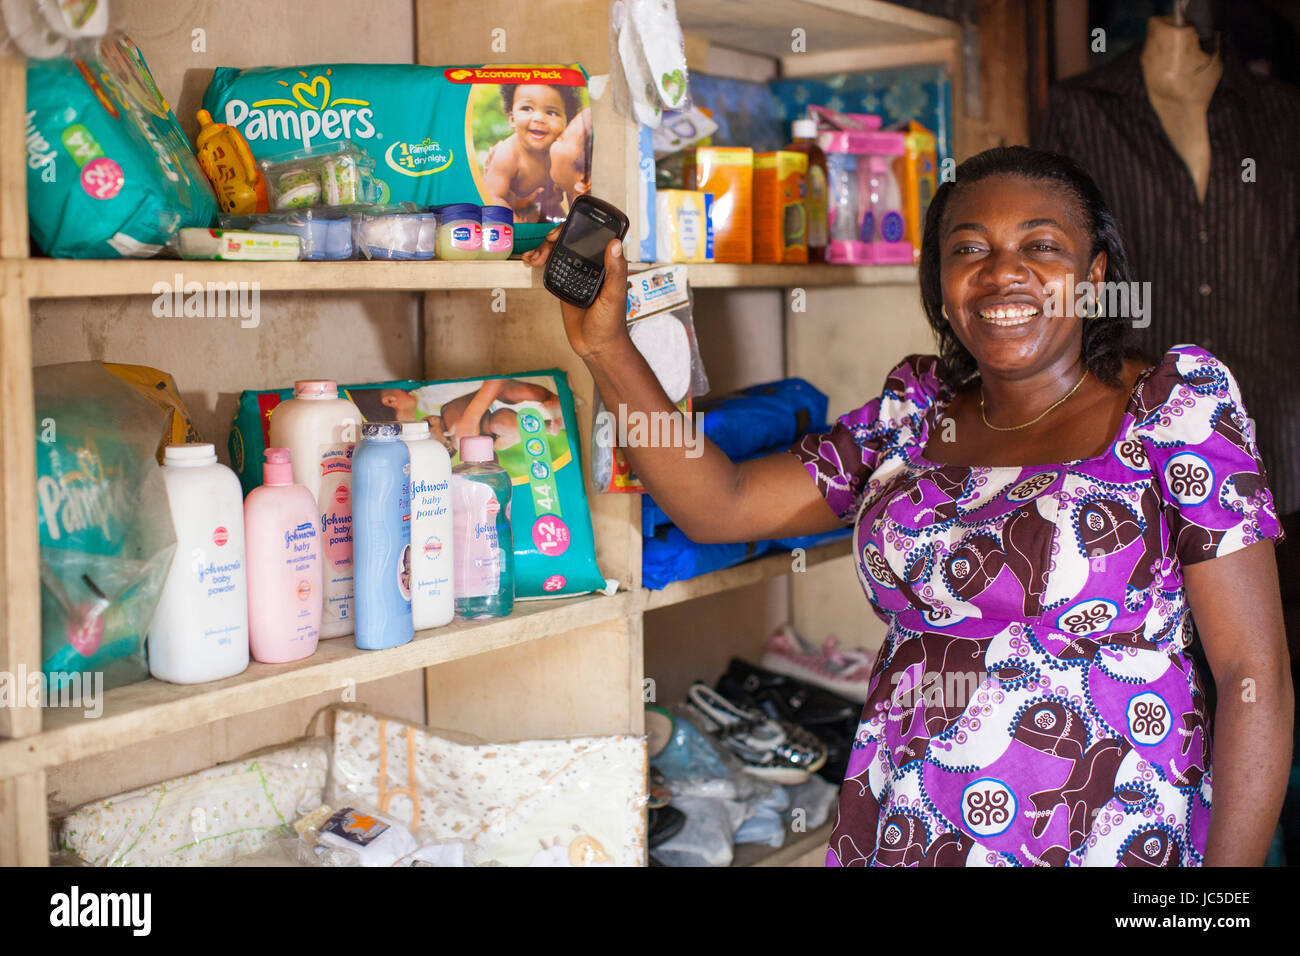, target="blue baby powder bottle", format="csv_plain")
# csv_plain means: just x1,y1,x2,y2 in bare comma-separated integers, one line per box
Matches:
452,435,514,619
352,423,414,650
